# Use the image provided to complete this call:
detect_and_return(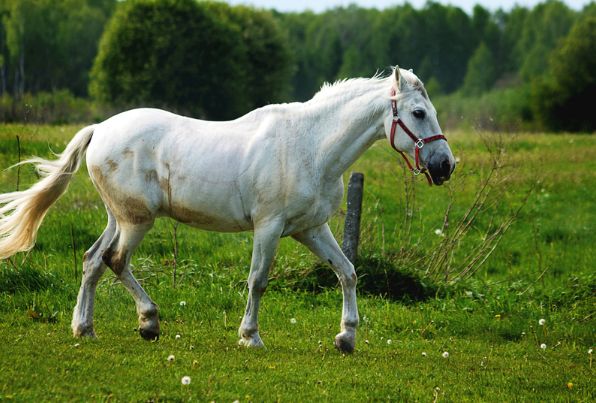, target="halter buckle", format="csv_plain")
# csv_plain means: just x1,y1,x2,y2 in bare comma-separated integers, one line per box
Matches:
415,139,424,149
